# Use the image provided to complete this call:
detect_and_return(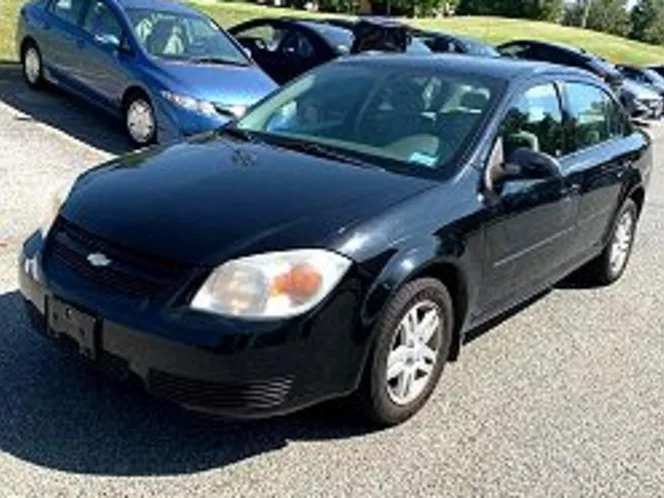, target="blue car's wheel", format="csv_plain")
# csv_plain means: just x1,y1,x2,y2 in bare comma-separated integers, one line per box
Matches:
22,42,44,90
125,92,156,146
